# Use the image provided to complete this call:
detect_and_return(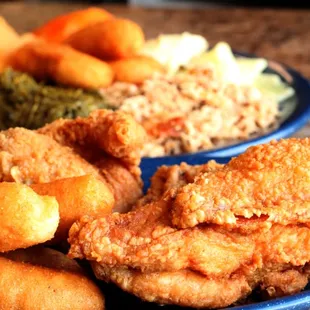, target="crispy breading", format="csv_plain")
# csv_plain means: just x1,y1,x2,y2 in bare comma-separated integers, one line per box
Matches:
92,265,252,309
0,128,102,184
108,56,165,84
68,199,255,277
171,138,310,228
38,109,146,169
0,110,145,217
136,161,223,207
